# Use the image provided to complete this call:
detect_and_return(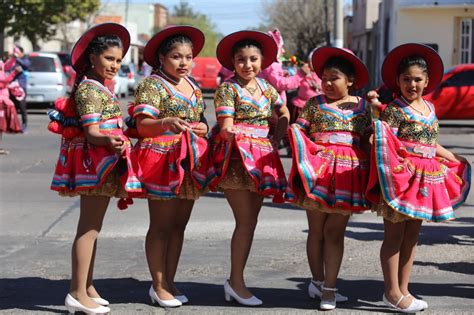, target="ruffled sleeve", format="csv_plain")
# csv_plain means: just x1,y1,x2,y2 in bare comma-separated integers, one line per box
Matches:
75,82,103,127
214,82,236,119
133,77,162,119
267,84,284,110
295,97,315,132
380,103,403,135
